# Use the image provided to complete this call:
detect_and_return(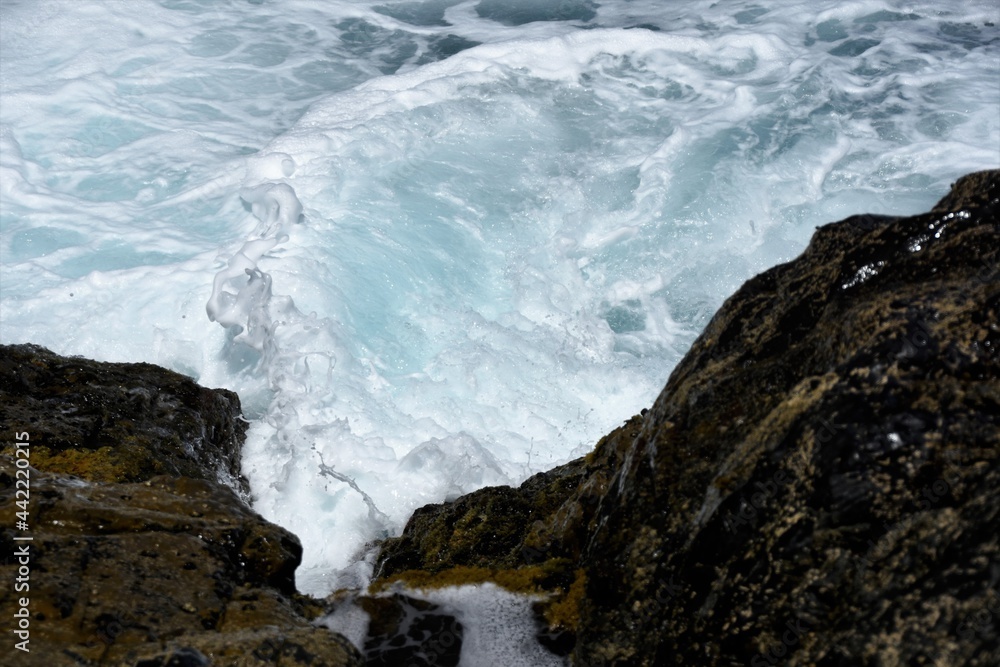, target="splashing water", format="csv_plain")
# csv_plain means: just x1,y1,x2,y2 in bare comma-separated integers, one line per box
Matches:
2,0,998,603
